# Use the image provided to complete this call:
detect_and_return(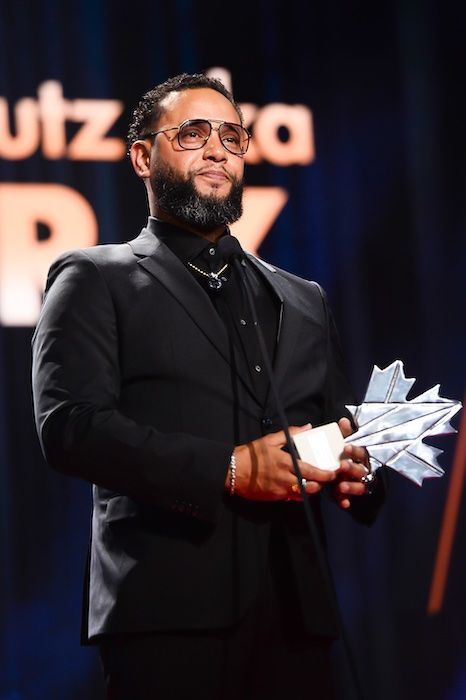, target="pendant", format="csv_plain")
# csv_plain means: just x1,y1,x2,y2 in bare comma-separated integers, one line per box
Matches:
208,275,222,290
